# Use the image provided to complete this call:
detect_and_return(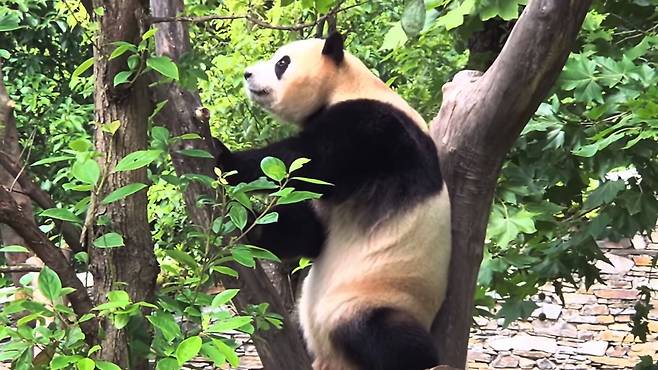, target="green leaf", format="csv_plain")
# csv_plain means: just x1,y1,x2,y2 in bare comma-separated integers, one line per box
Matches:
231,247,255,268
113,71,133,86
292,176,333,186
166,250,199,271
96,361,121,370
93,232,125,249
142,28,157,40
114,150,162,172
101,120,121,135
277,190,322,205
246,245,281,262
211,289,240,307
38,266,63,301
201,341,227,367
289,158,311,172
71,57,94,79
175,336,202,365
69,138,92,152
177,149,214,159
50,355,81,369
437,0,474,30
260,156,286,182
315,0,333,12
31,155,74,166
207,316,252,333
0,49,10,59
109,42,137,60
72,159,101,185
212,339,239,367
41,208,82,224
380,22,408,50
256,212,279,225
76,358,95,370
401,0,426,37
0,14,20,32
509,209,536,234
14,347,33,370
584,180,626,209
152,126,170,143
147,56,179,80
156,358,180,370
496,299,537,327
229,203,248,230
0,245,29,253
101,183,148,204
211,266,239,278
148,311,181,342
113,313,130,329
479,0,524,21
